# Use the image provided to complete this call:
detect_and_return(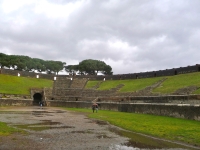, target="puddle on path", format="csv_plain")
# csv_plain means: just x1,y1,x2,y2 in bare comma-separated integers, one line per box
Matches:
97,134,110,139
89,120,108,125
108,127,199,150
13,120,75,131
31,110,65,117
71,130,93,134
